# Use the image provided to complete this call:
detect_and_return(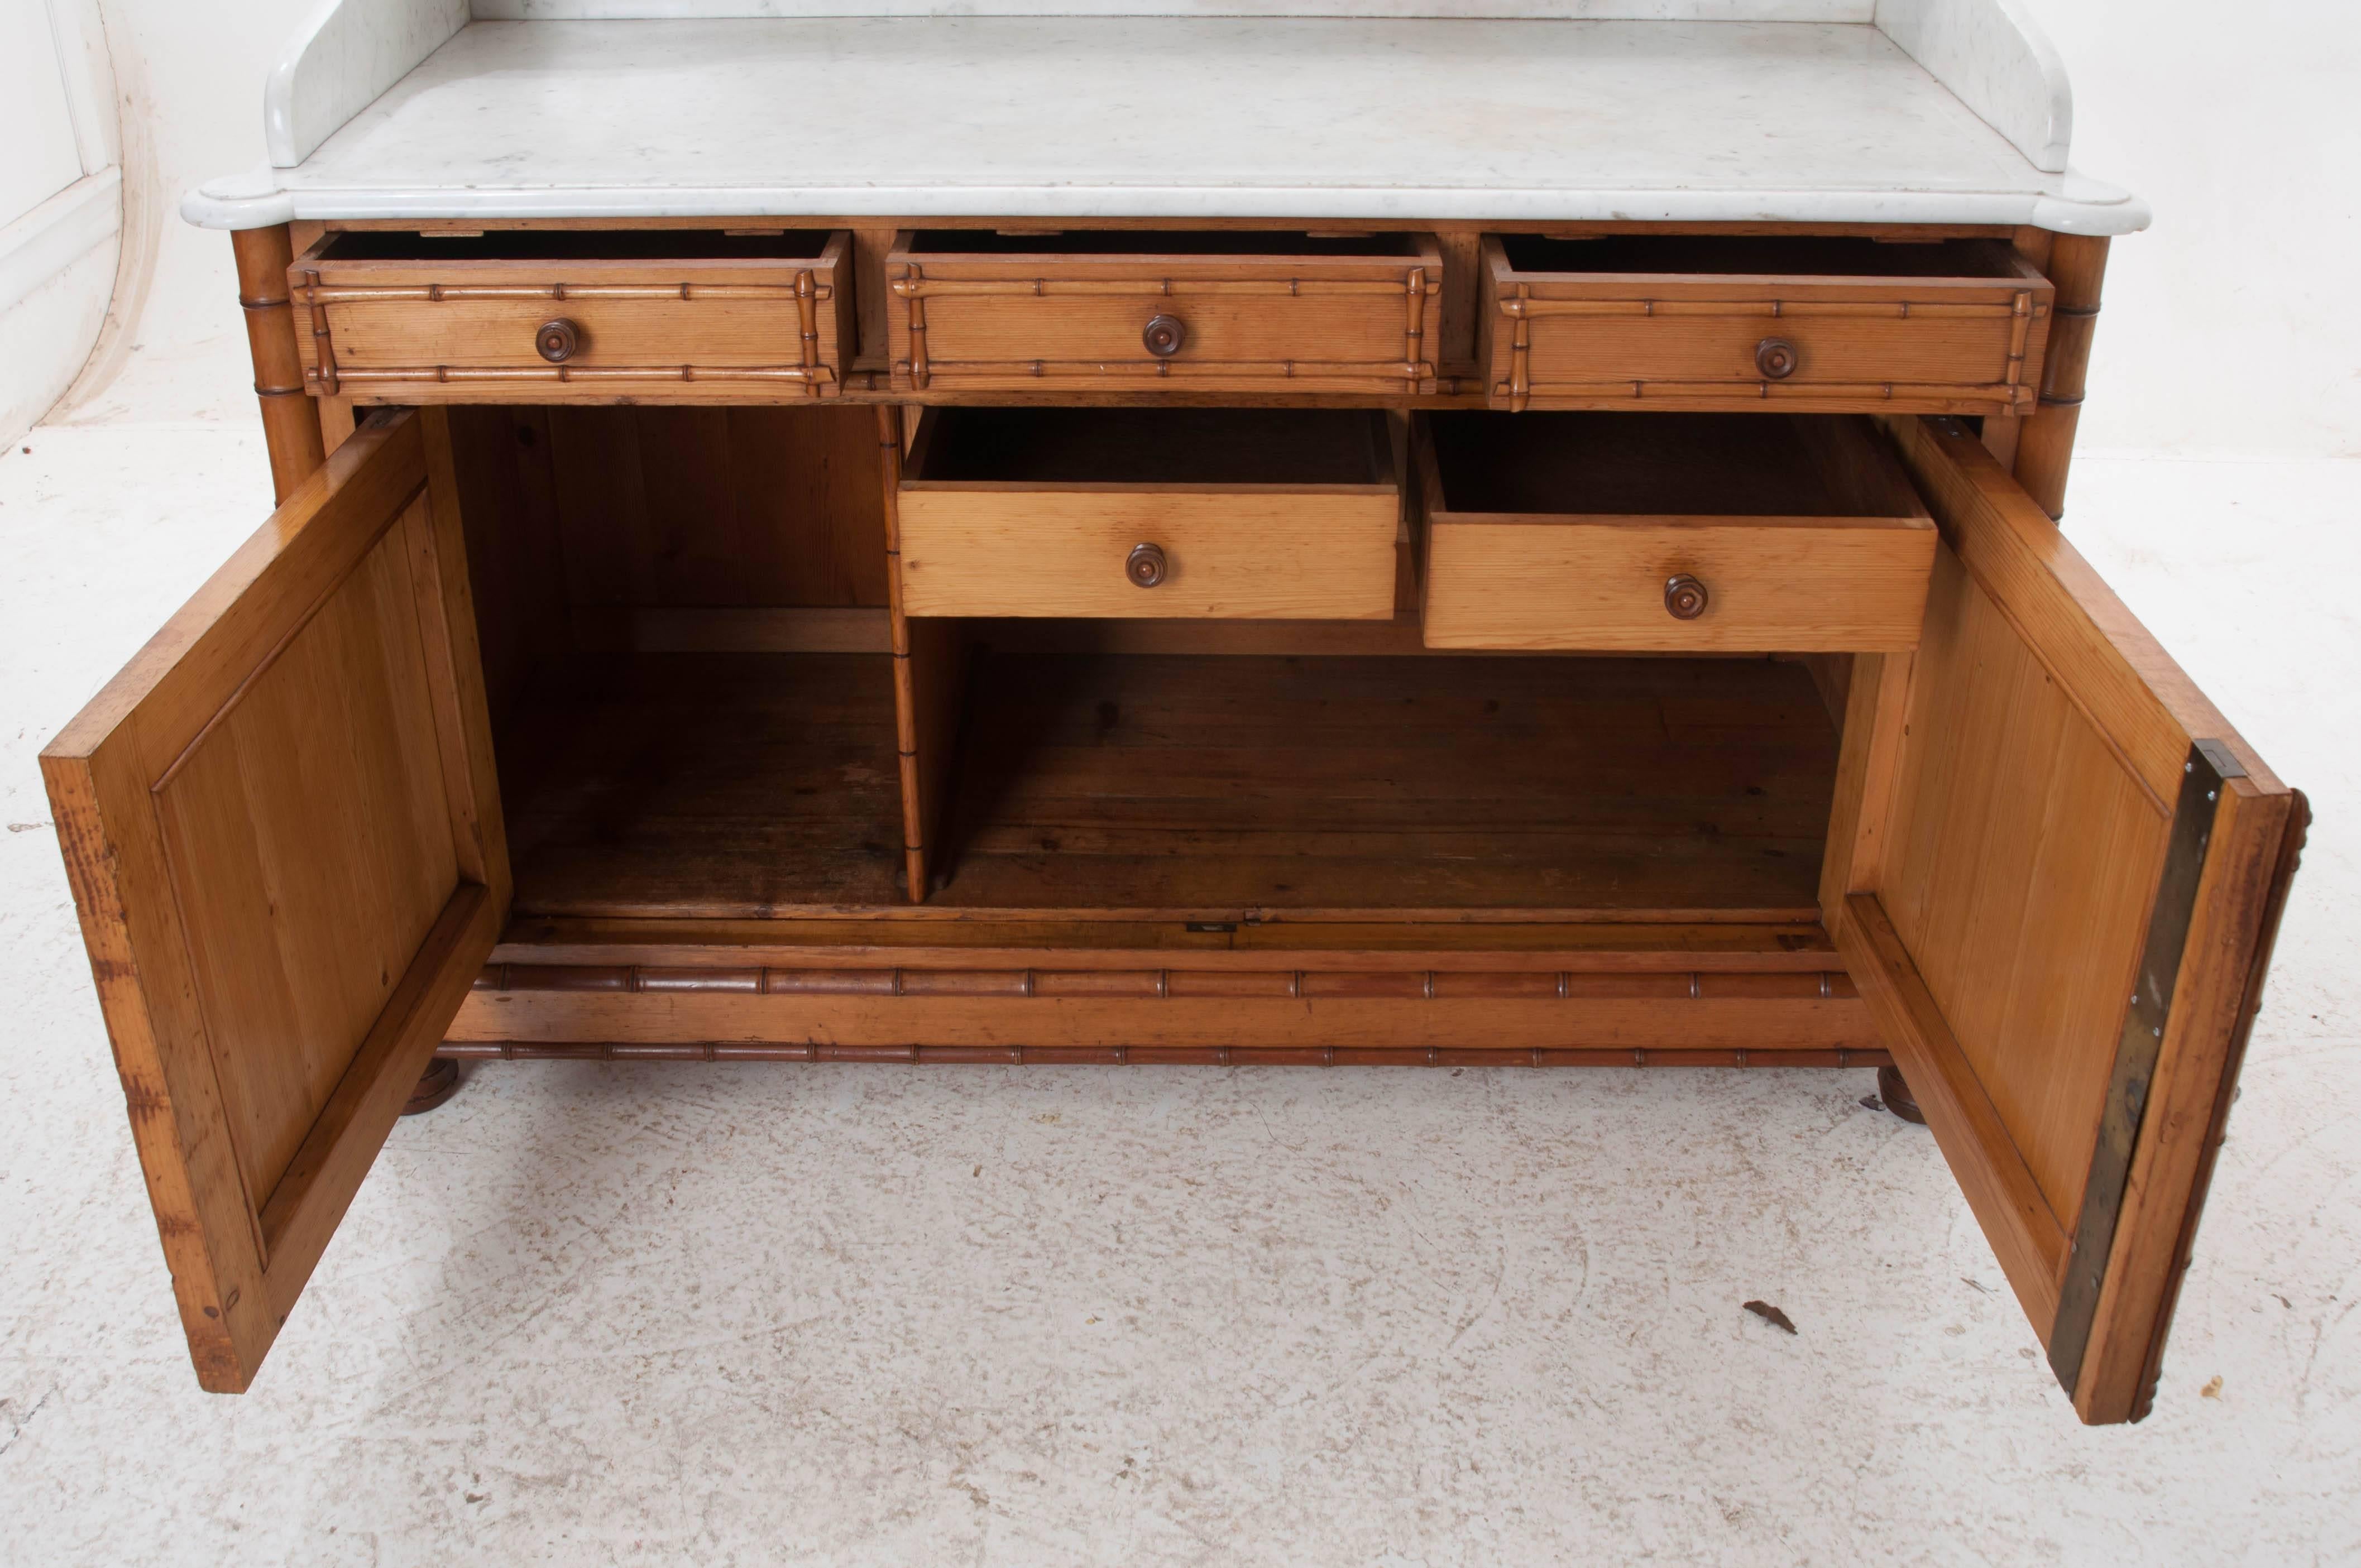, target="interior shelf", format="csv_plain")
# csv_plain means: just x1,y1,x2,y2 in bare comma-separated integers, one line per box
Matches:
495,648,1837,923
